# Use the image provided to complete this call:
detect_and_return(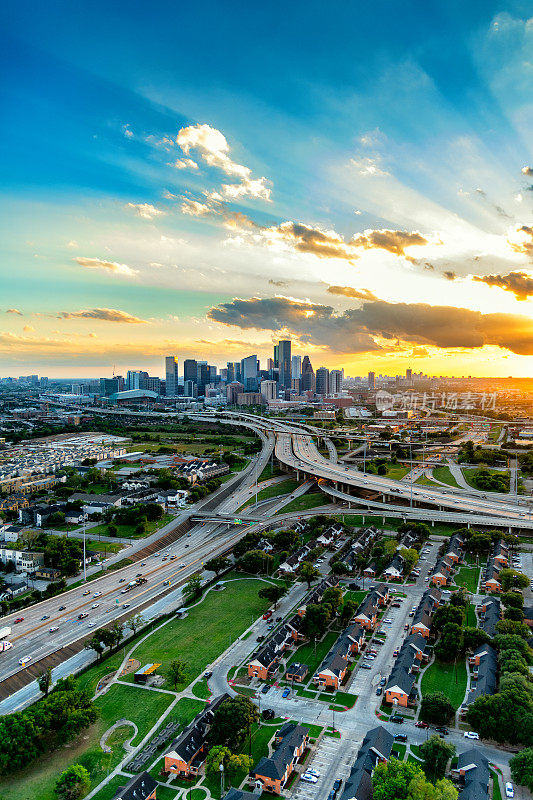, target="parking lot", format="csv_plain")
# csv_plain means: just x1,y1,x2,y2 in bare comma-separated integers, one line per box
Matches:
291,733,360,800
